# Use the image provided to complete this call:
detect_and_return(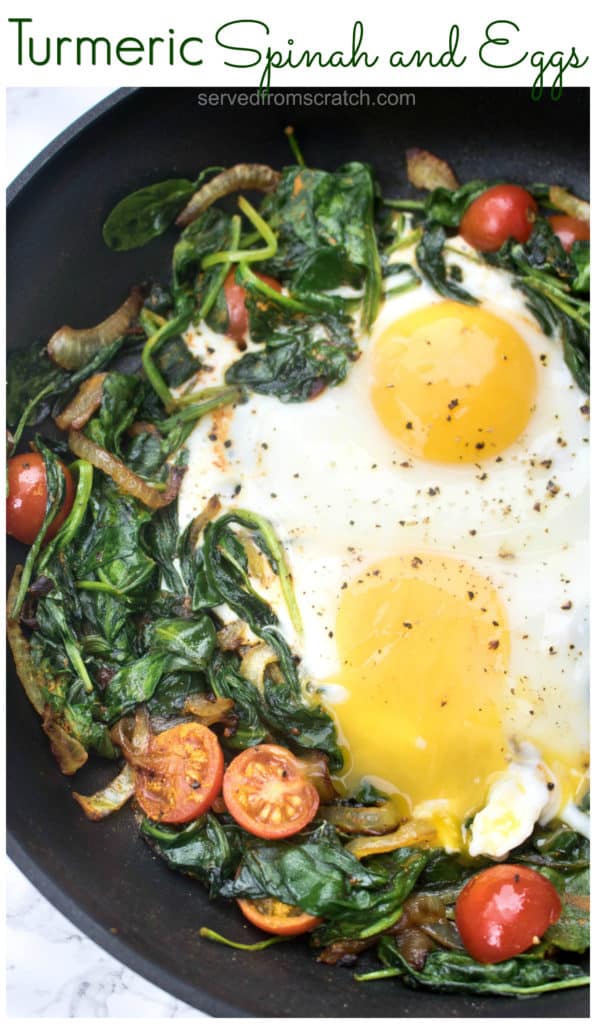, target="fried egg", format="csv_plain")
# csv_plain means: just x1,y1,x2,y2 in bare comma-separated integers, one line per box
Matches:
177,239,589,856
